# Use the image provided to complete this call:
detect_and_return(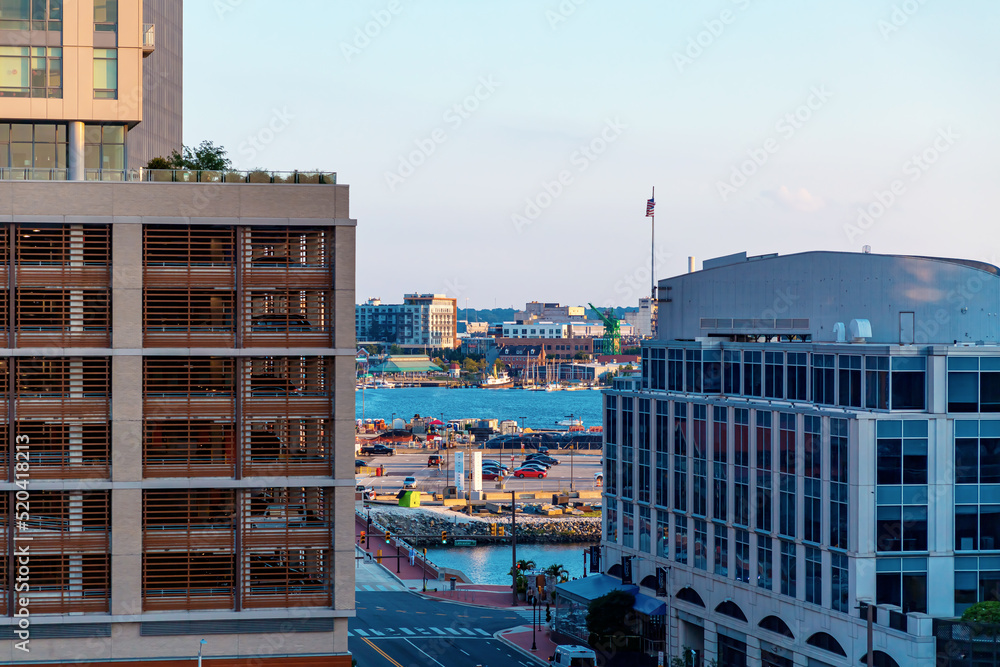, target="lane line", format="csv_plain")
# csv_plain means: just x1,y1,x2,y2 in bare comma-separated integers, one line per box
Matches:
403,638,447,667
361,637,404,667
